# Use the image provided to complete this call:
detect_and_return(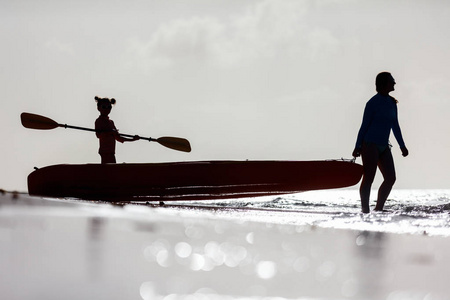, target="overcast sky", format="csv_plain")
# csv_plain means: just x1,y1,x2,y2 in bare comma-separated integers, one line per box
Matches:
2,0,450,191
